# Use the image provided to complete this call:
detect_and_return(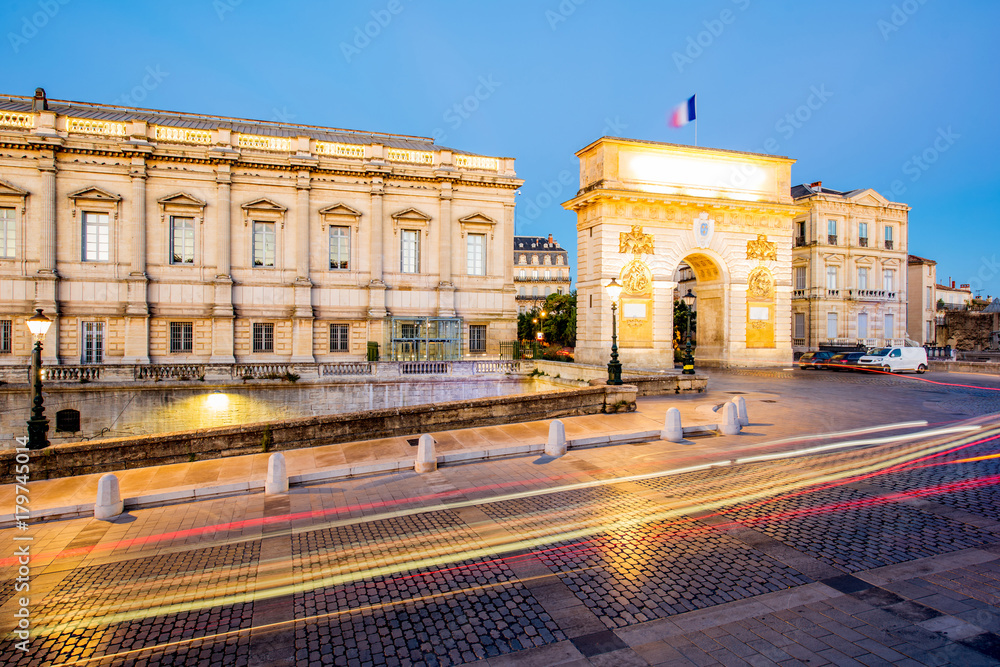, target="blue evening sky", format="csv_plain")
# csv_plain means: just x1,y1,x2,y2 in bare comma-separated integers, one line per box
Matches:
3,0,998,296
